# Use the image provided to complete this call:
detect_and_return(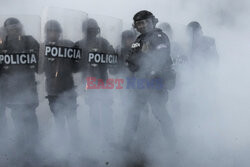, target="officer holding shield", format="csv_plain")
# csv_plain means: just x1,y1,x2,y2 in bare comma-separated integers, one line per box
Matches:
75,18,116,145
42,20,79,139
0,17,40,164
